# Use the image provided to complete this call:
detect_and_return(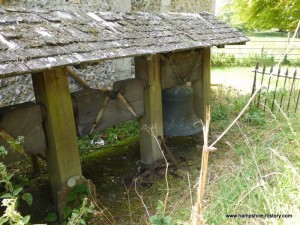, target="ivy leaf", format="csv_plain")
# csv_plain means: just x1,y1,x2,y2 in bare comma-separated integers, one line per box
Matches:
80,218,86,225
13,187,23,196
0,146,7,155
22,193,33,206
22,215,31,224
63,207,72,220
0,193,12,198
0,217,8,225
156,200,164,213
44,212,57,222
163,216,172,225
150,215,160,223
6,174,14,181
67,191,77,203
